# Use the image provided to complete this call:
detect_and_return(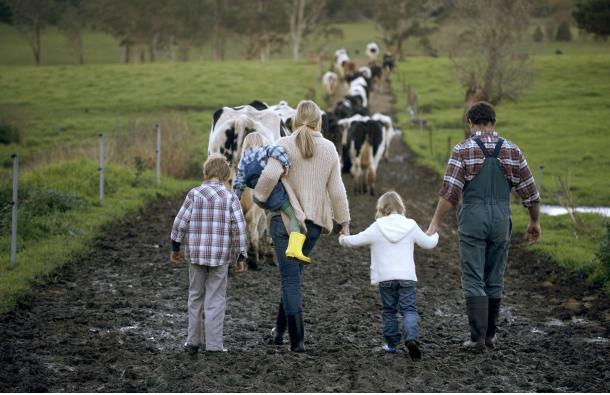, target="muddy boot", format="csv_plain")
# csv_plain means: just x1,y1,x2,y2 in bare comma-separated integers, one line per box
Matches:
405,340,422,361
463,296,488,354
285,232,311,264
271,302,287,345
286,313,305,352
486,298,501,349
